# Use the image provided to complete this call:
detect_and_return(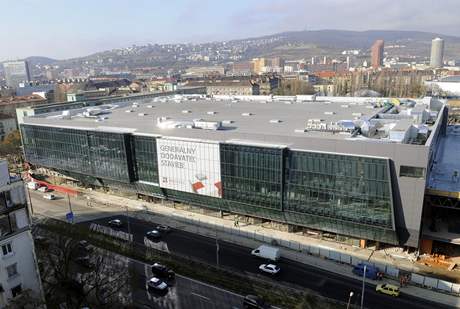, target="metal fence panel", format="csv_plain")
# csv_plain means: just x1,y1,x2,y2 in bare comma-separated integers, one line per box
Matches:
452,283,460,294
319,248,330,259
437,280,453,293
310,246,320,256
424,277,438,289
385,266,399,278
340,253,351,264
410,273,425,285
351,256,361,266
329,250,341,262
